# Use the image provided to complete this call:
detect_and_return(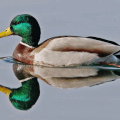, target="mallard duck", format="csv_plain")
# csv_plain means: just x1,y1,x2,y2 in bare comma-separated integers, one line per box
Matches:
0,14,120,67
